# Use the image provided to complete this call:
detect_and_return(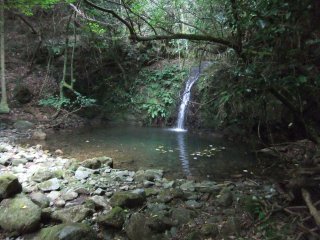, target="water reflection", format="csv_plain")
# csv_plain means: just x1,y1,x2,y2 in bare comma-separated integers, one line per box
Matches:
176,132,191,176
